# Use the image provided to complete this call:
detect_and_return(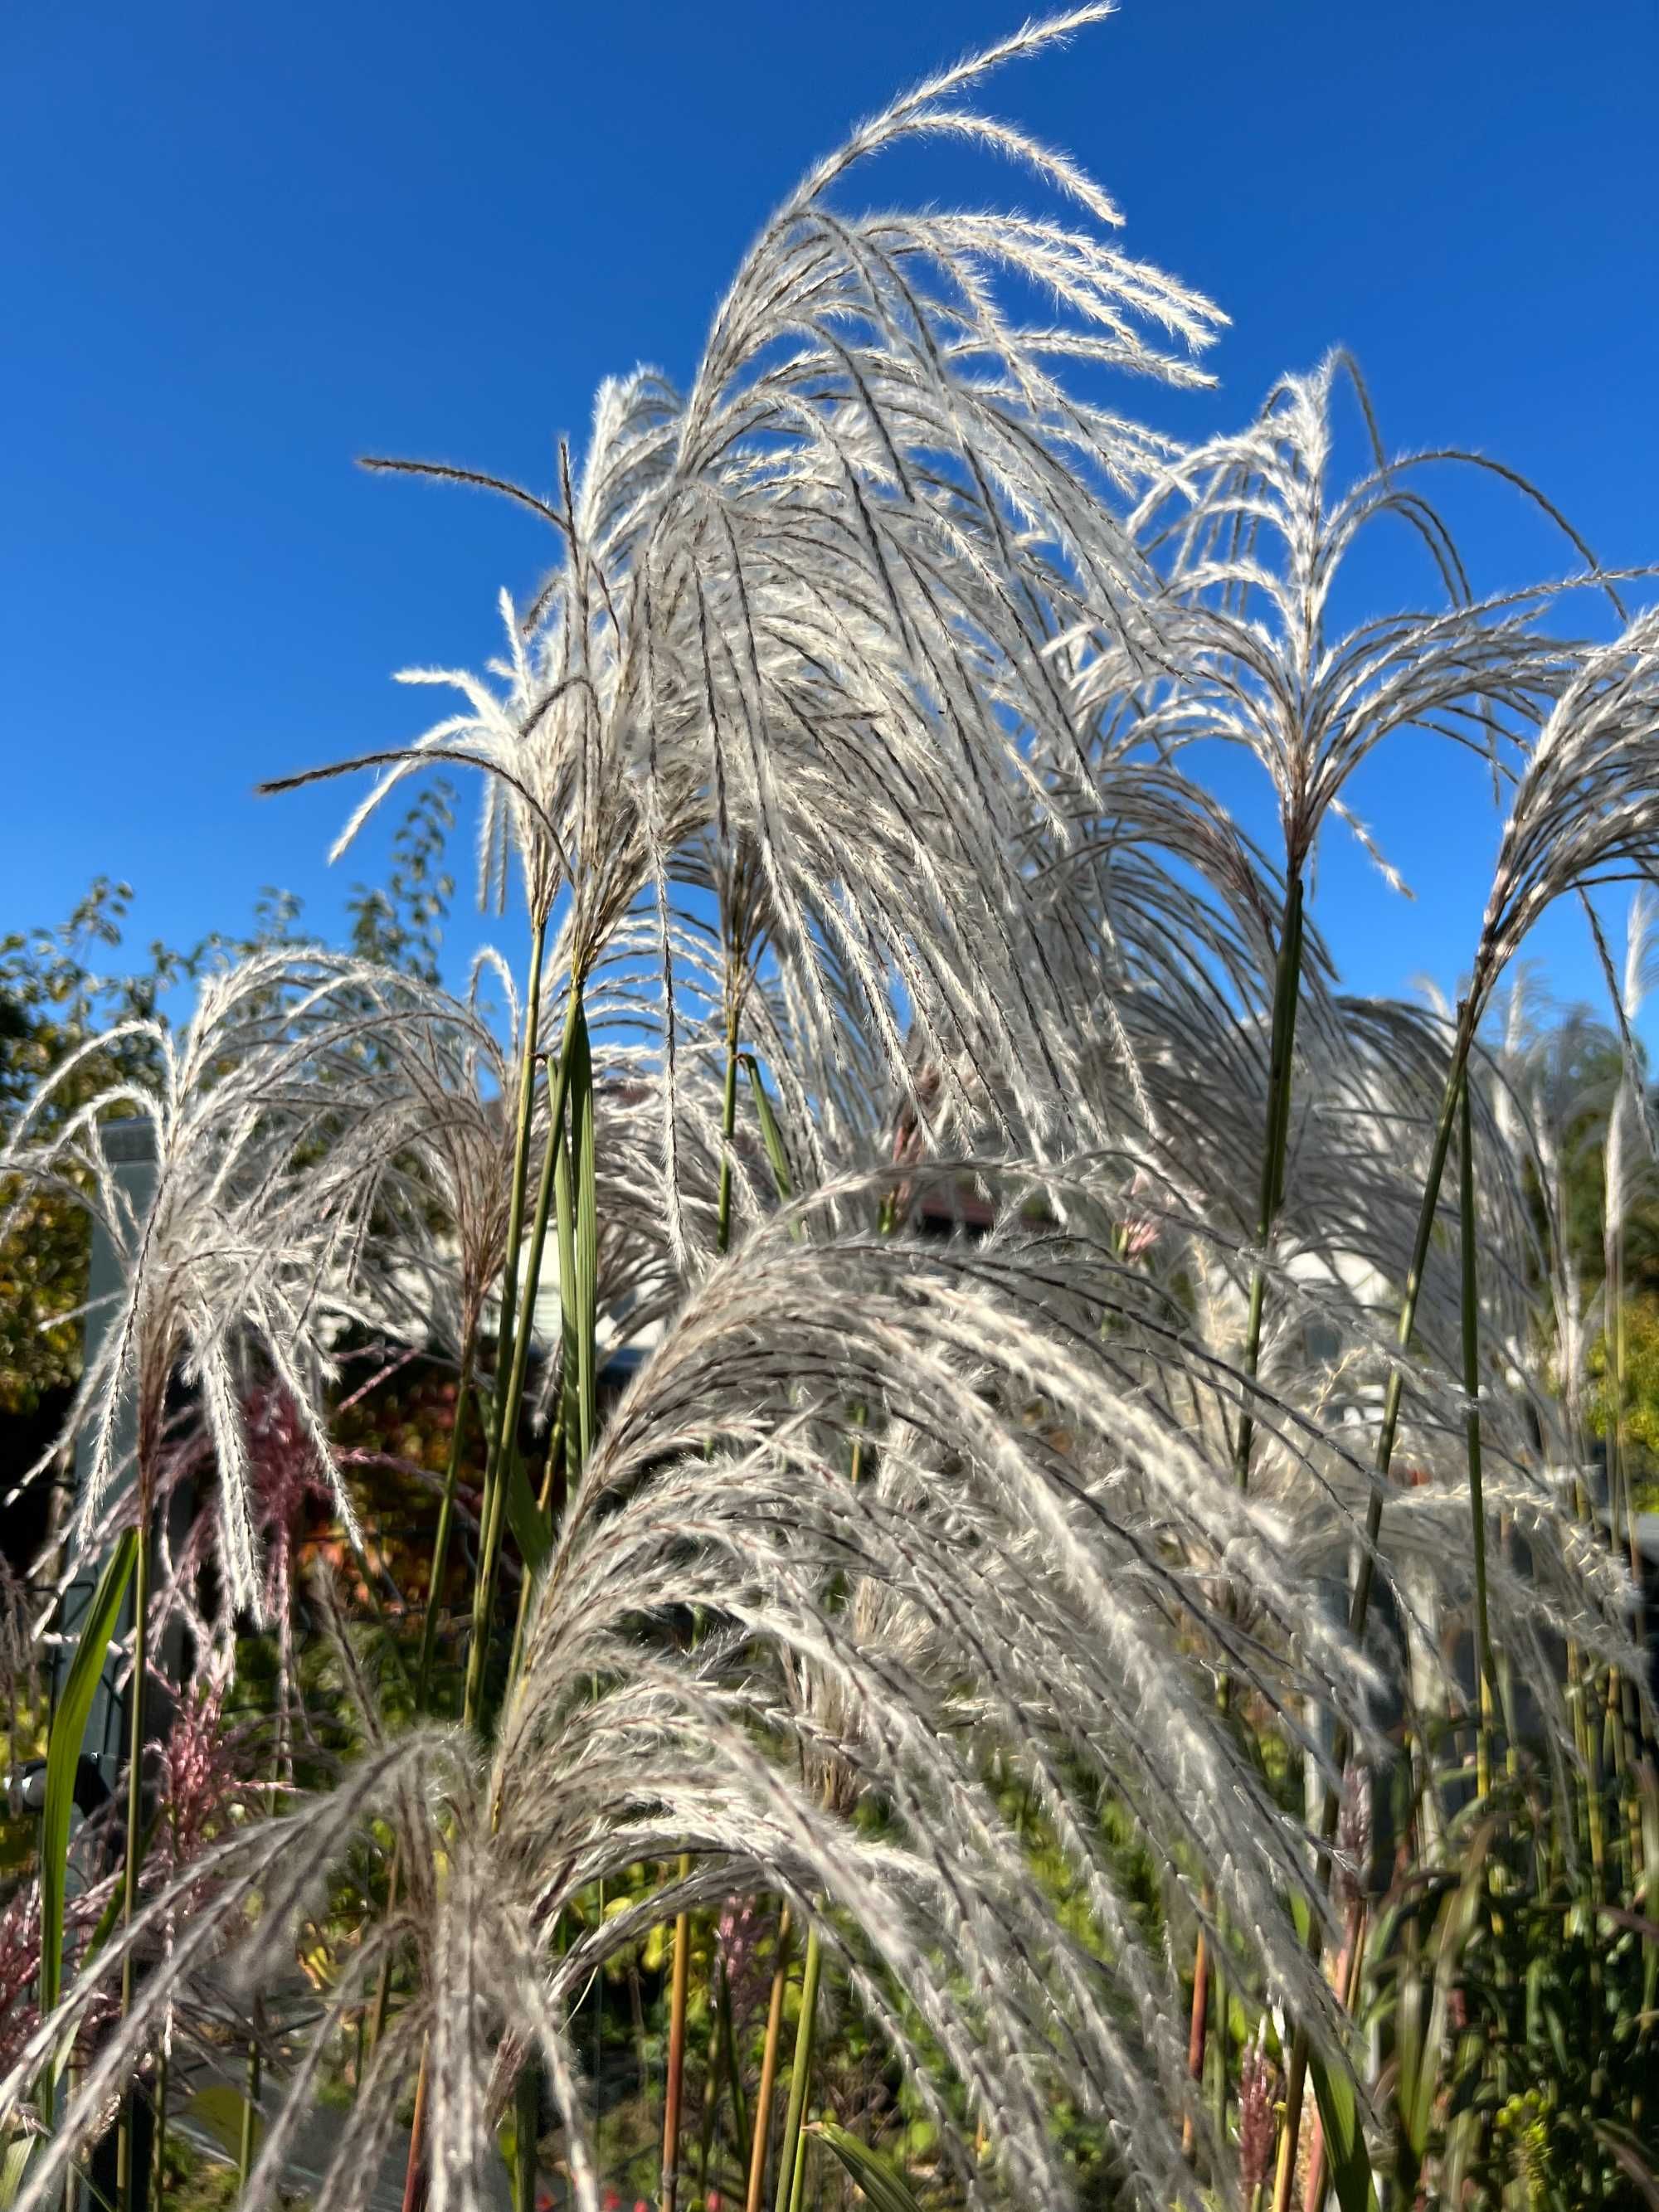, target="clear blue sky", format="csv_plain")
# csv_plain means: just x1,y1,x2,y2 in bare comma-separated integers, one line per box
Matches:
3,0,1656,1022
